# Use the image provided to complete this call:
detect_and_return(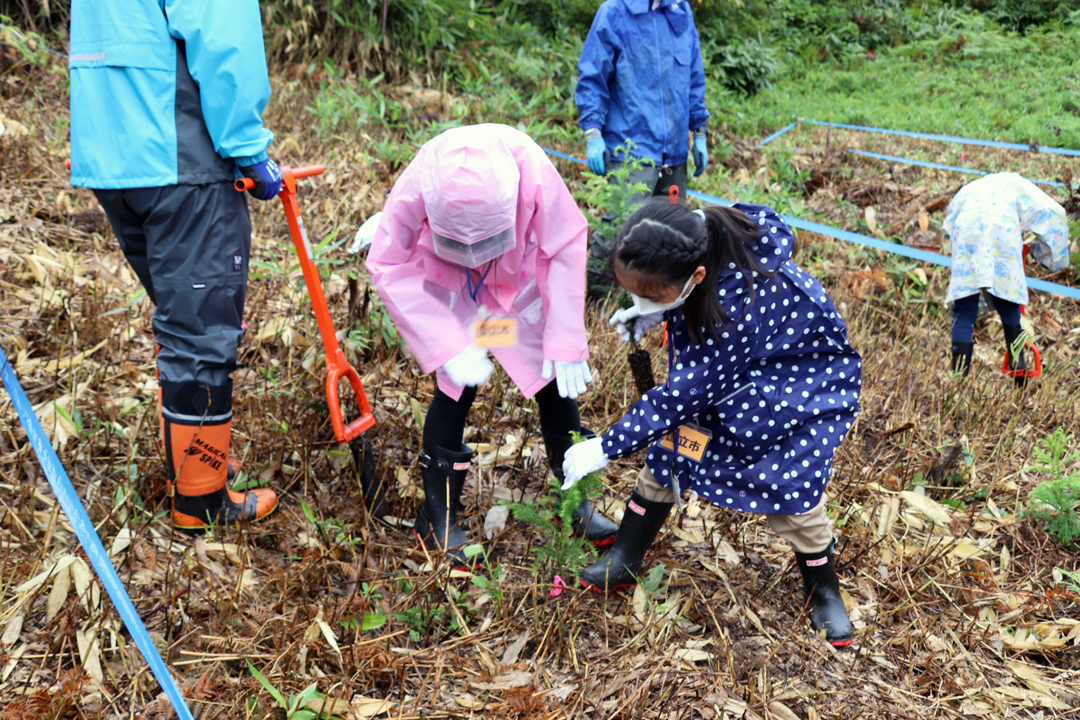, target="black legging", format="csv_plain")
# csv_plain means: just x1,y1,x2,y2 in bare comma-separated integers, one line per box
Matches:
422,380,580,451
